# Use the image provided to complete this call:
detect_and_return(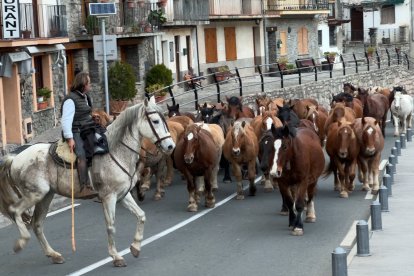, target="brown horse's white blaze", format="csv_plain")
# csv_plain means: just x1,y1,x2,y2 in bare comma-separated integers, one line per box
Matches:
270,139,283,178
